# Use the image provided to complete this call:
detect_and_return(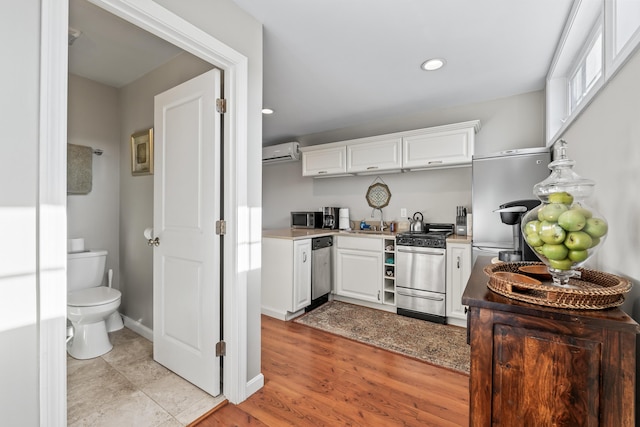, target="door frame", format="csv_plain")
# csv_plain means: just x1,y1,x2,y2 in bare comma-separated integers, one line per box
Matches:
40,0,251,422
